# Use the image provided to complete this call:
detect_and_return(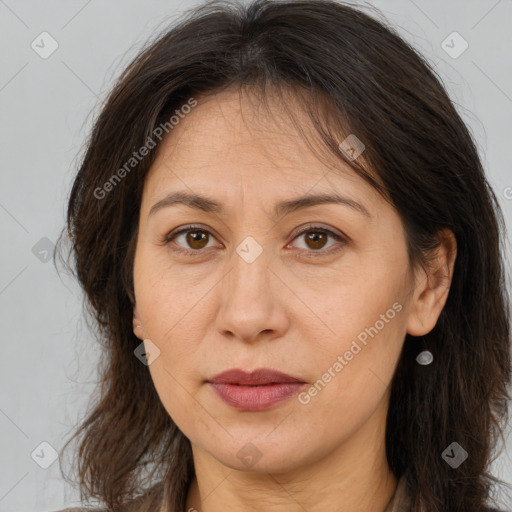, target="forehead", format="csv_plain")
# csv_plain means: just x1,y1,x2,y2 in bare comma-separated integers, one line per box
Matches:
142,87,377,210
